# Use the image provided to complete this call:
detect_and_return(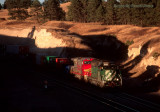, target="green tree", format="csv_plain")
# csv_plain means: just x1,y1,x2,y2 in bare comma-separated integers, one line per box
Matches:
117,0,132,25
23,0,33,8
130,0,145,26
43,0,65,21
67,0,84,22
3,0,7,9
95,2,105,22
0,3,2,10
142,0,157,26
105,0,118,25
30,0,43,22
116,0,157,26
87,0,104,22
59,0,71,3
59,0,66,3
5,0,30,20
81,0,88,22
154,0,160,26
